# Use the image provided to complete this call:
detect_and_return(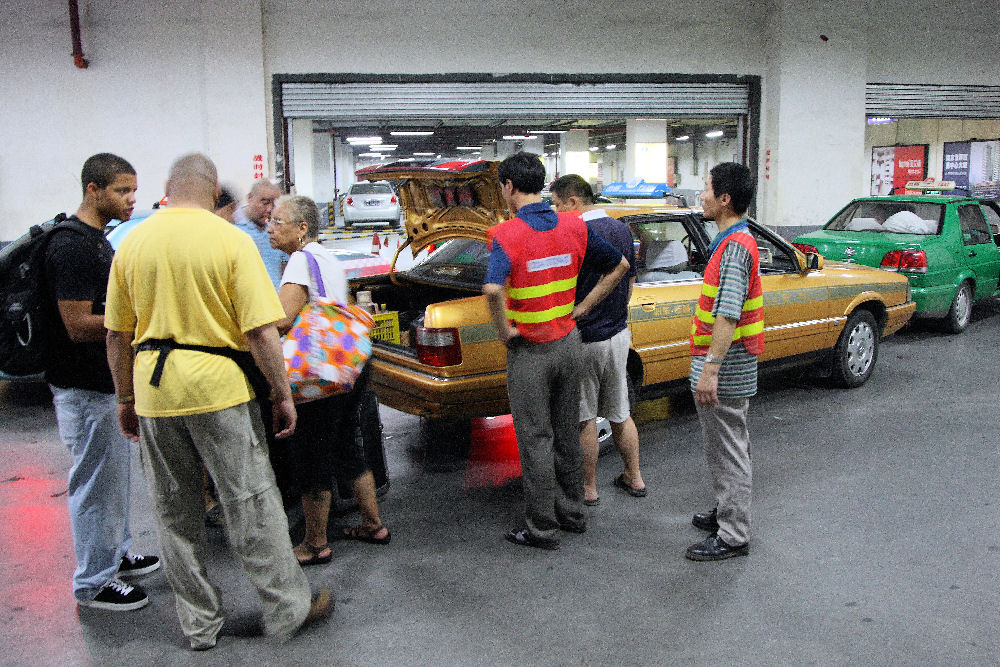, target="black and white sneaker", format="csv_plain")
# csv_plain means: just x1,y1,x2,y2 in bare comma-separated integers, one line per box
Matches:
118,551,161,578
78,578,149,611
